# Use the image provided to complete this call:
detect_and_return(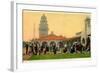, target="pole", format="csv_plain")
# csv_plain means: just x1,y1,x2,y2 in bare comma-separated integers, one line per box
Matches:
33,23,35,40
